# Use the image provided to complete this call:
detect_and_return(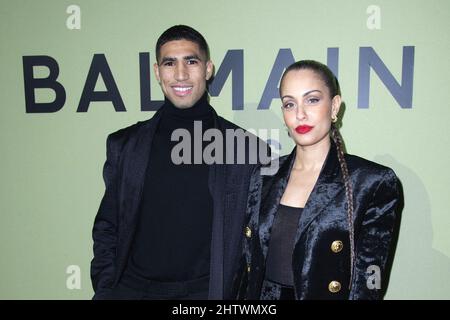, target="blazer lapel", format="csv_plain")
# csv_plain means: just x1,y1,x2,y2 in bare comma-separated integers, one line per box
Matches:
293,142,343,244
121,109,164,233
114,108,164,285
208,108,226,299
258,148,296,259
258,142,344,260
